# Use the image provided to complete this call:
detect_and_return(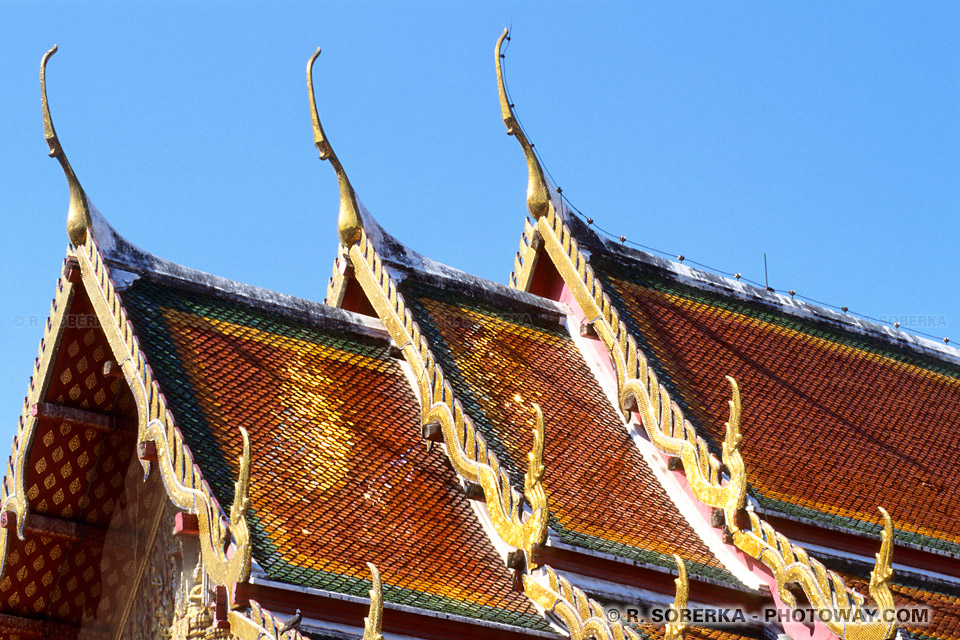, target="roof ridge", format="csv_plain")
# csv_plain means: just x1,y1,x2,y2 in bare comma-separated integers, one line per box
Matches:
347,197,570,318
564,212,960,367
89,210,384,340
